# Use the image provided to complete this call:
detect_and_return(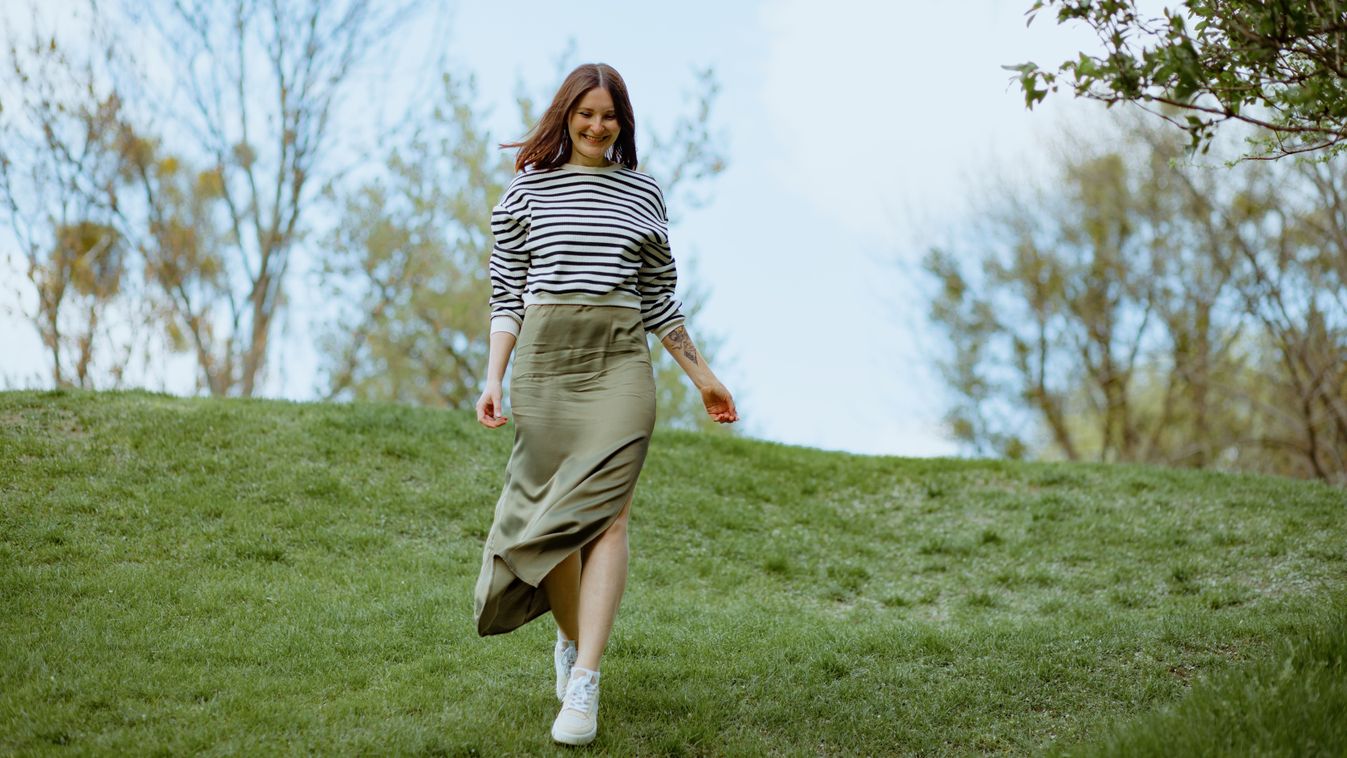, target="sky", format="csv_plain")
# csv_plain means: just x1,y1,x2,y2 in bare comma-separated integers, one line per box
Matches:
0,0,1108,458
